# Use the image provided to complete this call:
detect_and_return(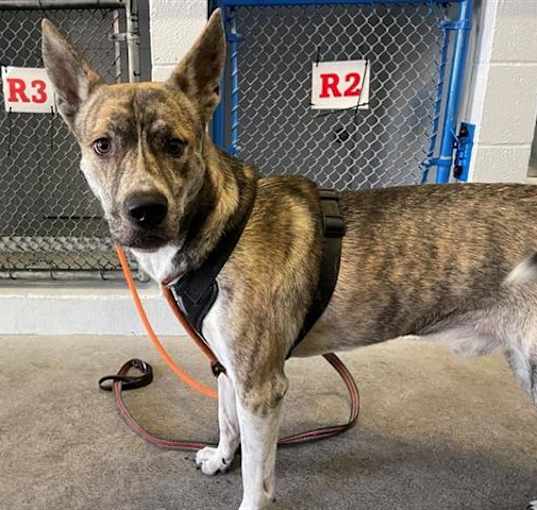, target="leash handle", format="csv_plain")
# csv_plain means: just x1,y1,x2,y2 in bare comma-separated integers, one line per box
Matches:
99,359,153,392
